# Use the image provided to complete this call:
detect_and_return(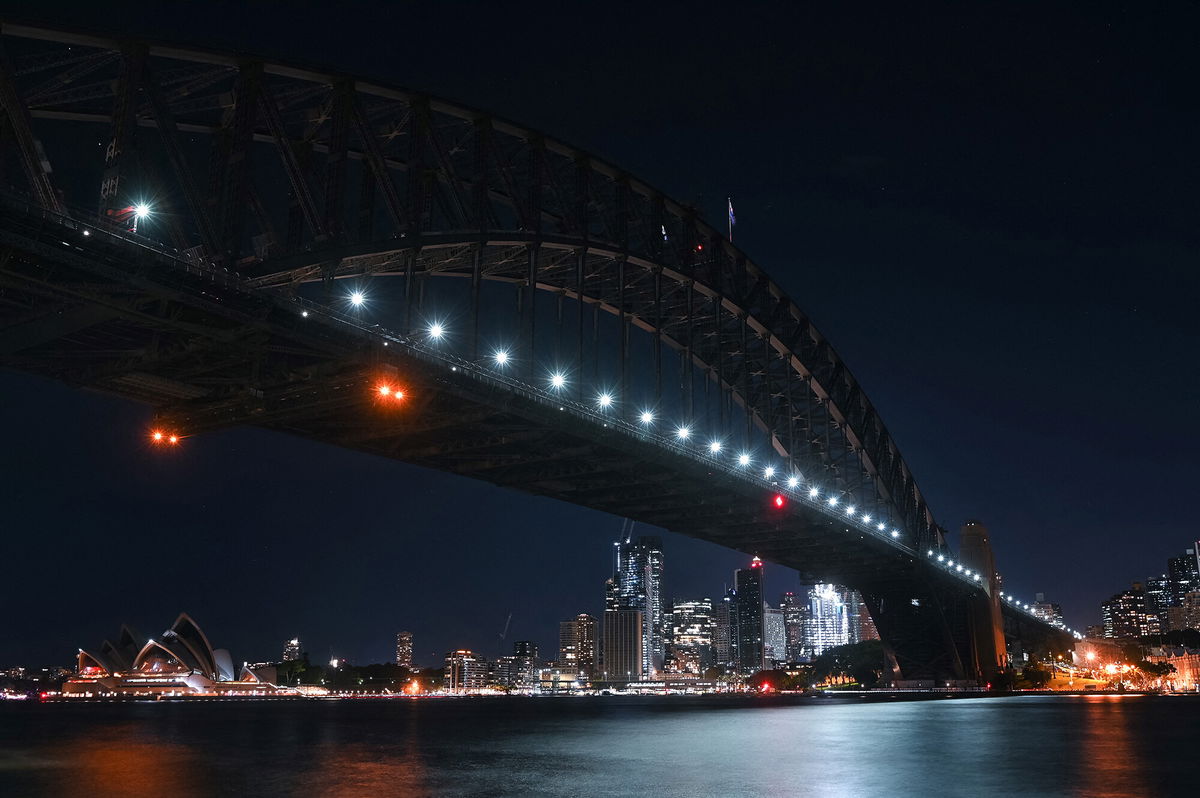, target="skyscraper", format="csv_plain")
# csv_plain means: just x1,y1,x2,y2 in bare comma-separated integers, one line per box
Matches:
734,557,765,673
713,592,734,670
781,592,807,662
1168,547,1200,606
806,584,853,656
575,614,596,679
1101,583,1159,639
601,608,643,684
1145,577,1172,630
282,637,302,662
614,534,665,676
669,598,714,674
444,650,487,693
395,631,413,669
764,606,786,667
558,620,579,668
